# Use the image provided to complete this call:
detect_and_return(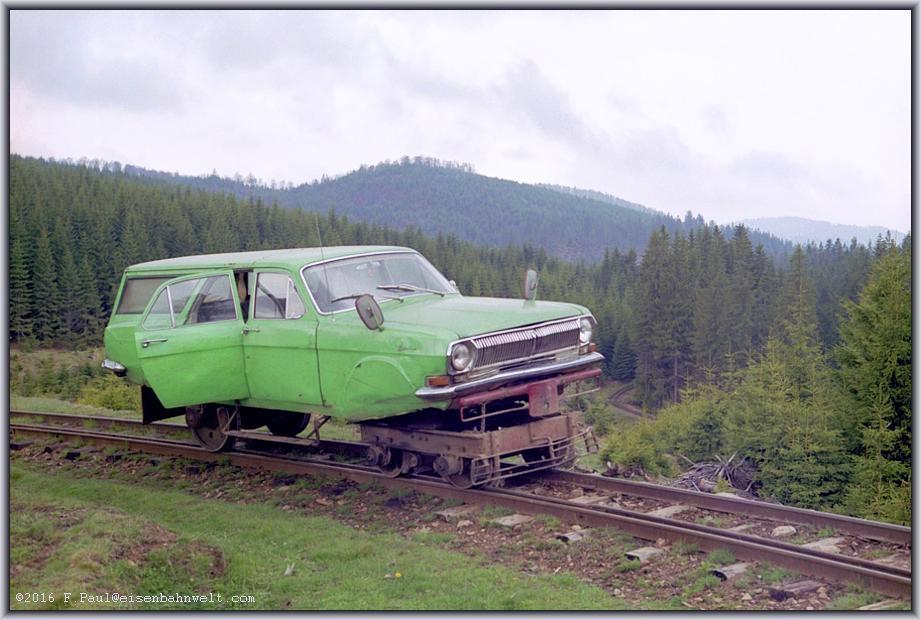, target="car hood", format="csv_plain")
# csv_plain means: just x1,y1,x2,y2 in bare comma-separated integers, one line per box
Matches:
380,294,587,339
